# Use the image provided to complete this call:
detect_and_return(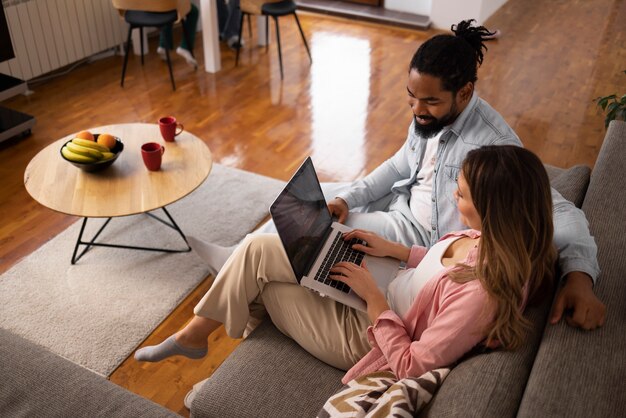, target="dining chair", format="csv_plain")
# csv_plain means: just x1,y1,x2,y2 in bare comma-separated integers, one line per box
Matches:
112,0,194,91
235,0,312,79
